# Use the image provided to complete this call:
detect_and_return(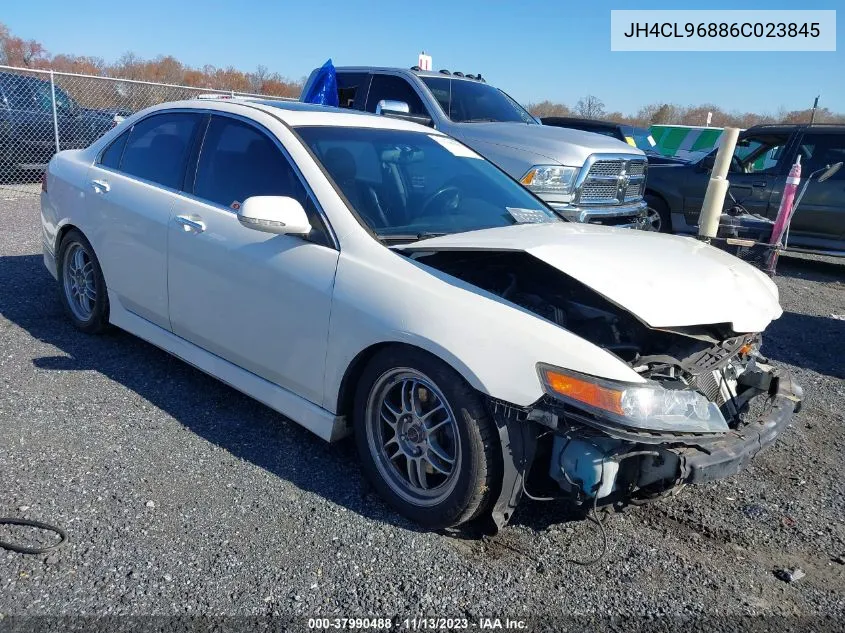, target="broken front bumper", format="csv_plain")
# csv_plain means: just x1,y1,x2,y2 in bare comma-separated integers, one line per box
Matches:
678,370,803,484
487,367,802,530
